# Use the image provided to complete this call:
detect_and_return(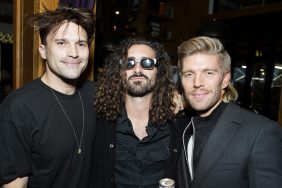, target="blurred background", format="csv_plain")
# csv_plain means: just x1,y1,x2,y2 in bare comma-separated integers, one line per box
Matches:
1,0,282,123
